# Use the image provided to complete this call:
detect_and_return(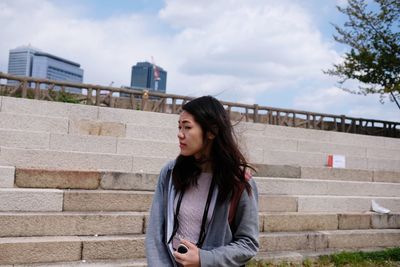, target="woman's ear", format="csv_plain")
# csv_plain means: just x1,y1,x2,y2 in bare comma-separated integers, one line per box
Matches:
207,131,216,140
